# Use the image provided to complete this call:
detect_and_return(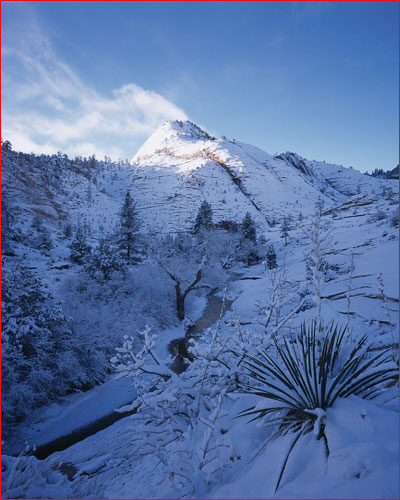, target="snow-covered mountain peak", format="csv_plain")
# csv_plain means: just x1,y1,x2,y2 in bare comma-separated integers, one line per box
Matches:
133,120,215,161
